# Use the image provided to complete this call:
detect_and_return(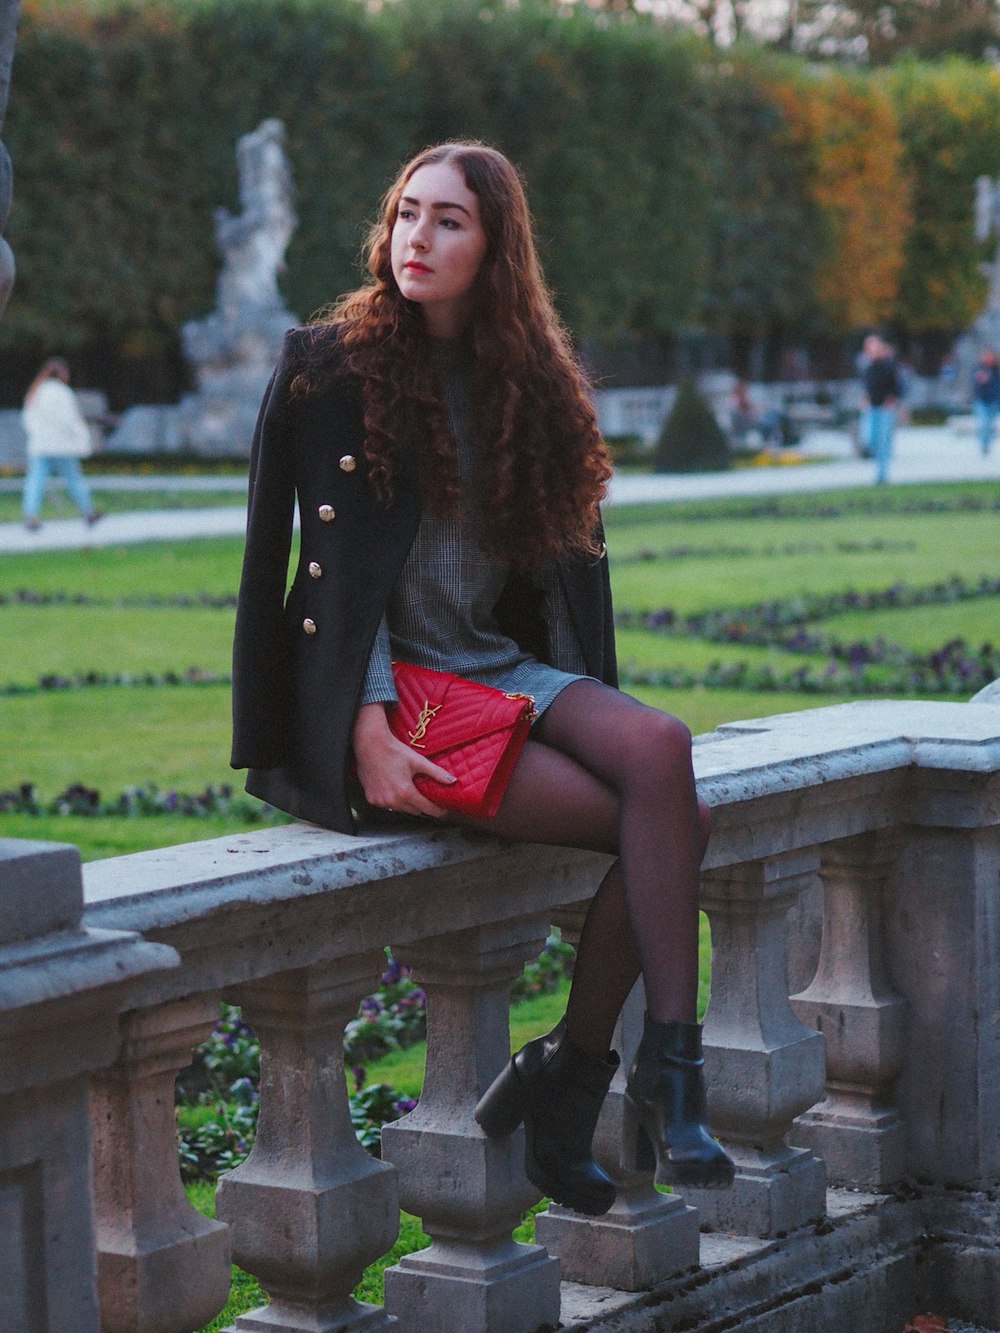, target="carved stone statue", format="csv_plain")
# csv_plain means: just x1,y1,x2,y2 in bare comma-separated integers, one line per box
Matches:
109,119,300,457
183,118,298,373
171,119,299,454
